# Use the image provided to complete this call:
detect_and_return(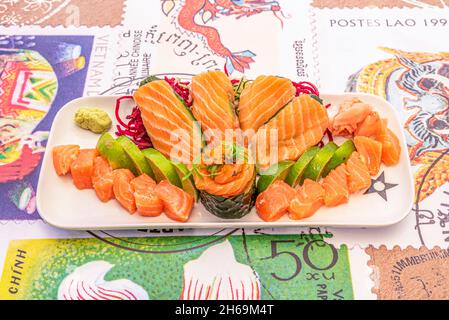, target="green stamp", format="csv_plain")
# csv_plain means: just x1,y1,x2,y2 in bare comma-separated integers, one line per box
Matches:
0,233,353,300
